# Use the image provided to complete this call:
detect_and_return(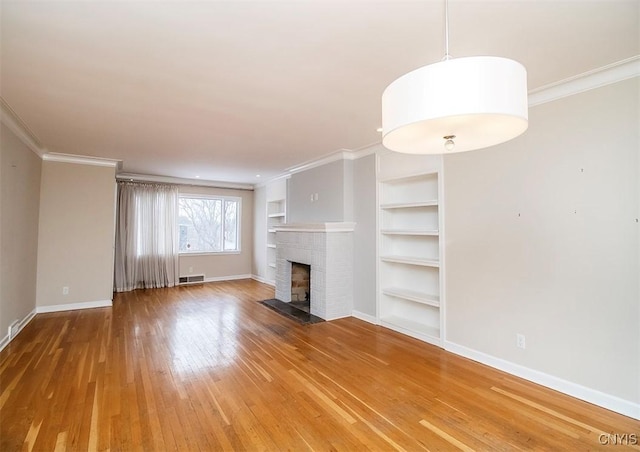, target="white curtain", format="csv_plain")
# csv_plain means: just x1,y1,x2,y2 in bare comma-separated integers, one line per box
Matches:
114,182,179,292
